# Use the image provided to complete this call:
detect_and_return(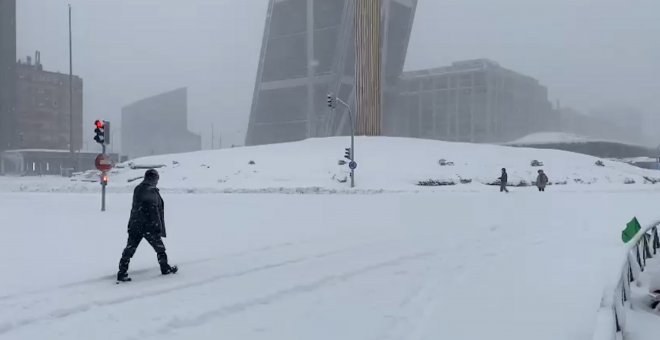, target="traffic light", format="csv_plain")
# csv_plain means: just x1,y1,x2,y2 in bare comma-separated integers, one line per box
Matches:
344,147,352,160
101,174,108,185
93,120,111,145
327,93,335,108
94,120,104,144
